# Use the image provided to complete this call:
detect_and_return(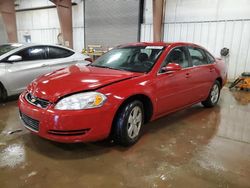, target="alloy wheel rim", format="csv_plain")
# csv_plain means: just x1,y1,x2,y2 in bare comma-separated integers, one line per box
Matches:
127,106,142,139
211,84,219,104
